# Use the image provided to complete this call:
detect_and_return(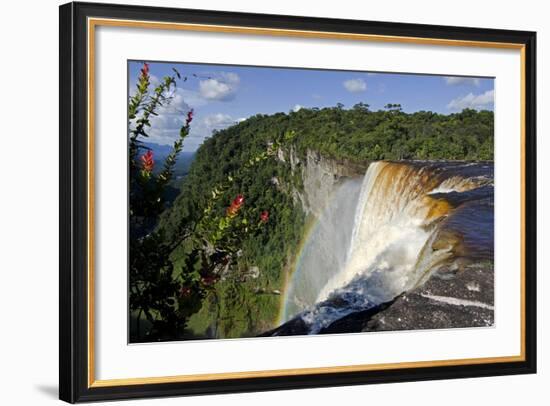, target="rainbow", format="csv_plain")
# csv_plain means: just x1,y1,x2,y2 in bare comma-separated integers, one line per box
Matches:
276,214,320,325
275,179,362,325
